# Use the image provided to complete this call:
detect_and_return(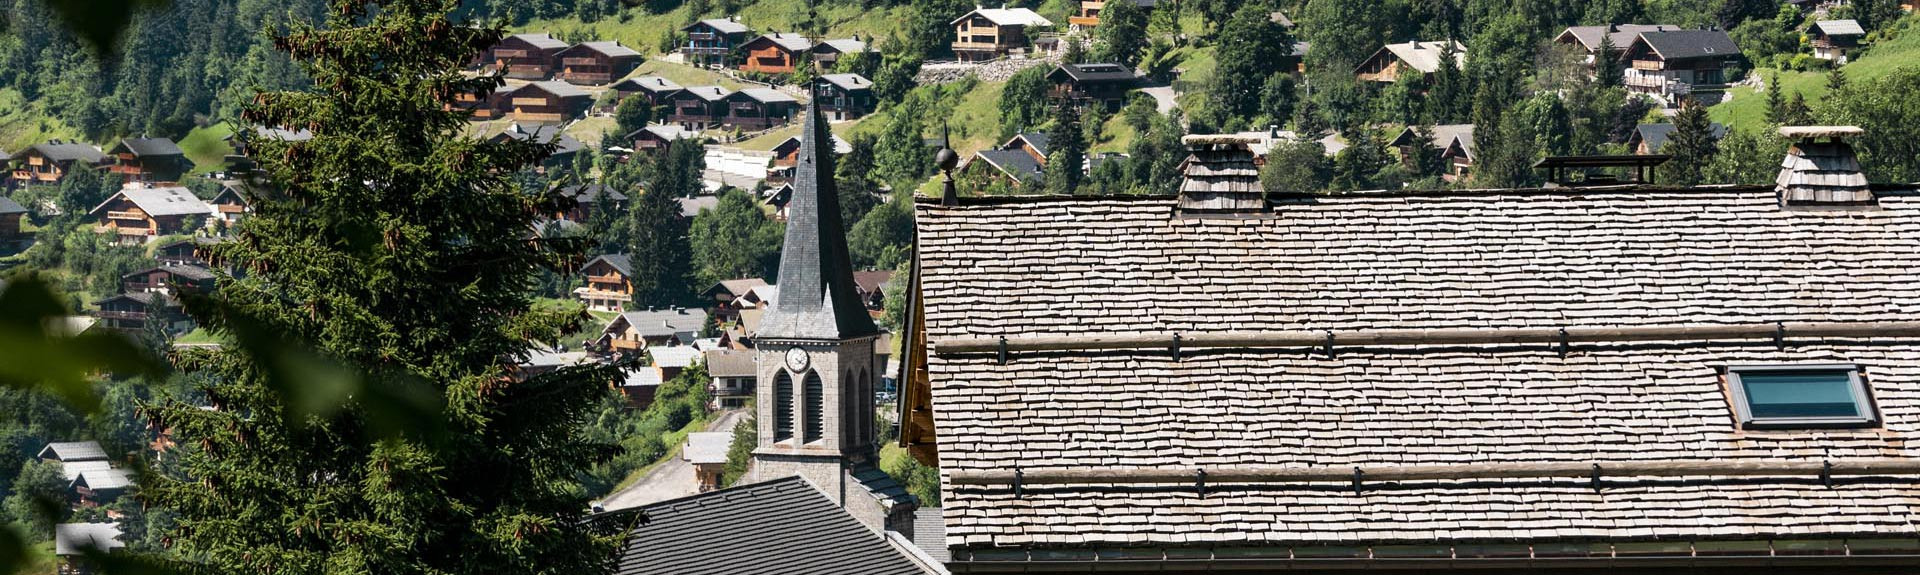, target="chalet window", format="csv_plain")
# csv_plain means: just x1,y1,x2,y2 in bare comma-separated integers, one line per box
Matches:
774,371,794,442
803,371,825,443
1727,365,1876,429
